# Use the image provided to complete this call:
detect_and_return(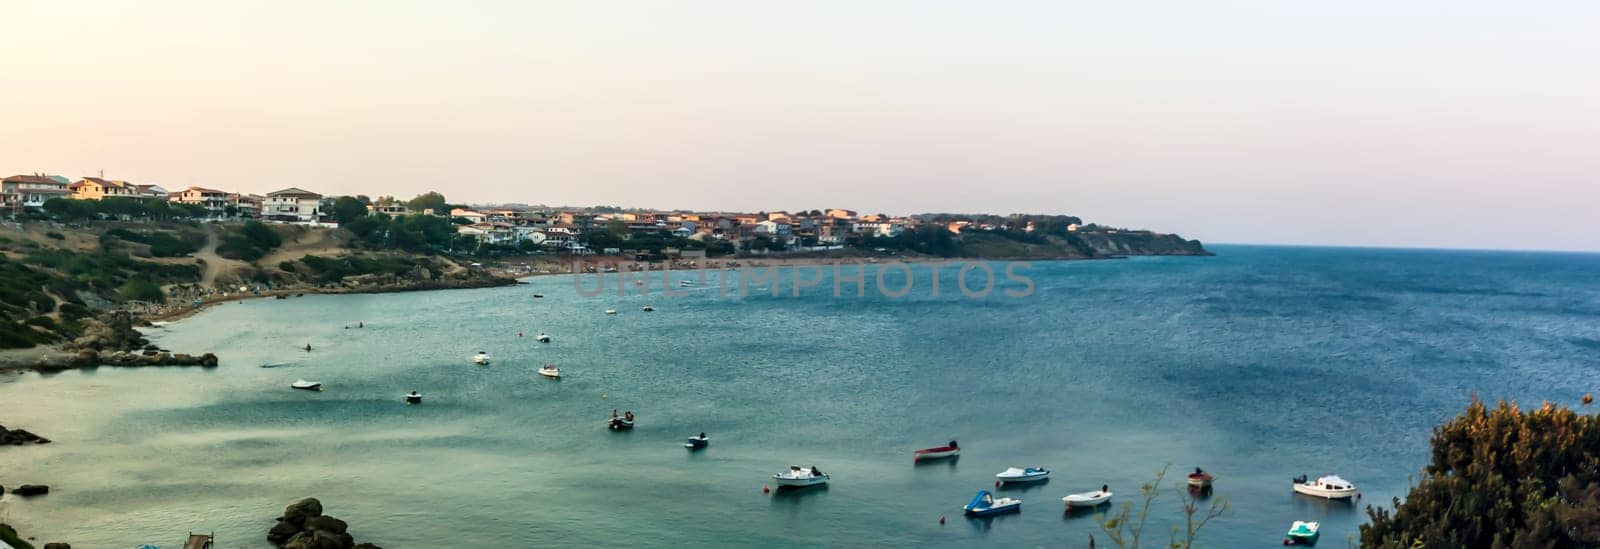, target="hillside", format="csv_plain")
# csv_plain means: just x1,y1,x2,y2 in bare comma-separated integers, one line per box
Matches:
0,220,512,351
